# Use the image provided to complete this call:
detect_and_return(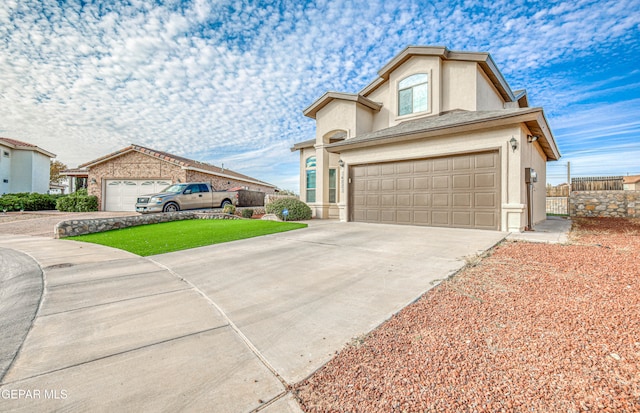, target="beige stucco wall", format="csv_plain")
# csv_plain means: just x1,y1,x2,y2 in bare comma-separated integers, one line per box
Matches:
476,69,505,111
367,82,390,132
519,127,548,225
442,60,477,112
